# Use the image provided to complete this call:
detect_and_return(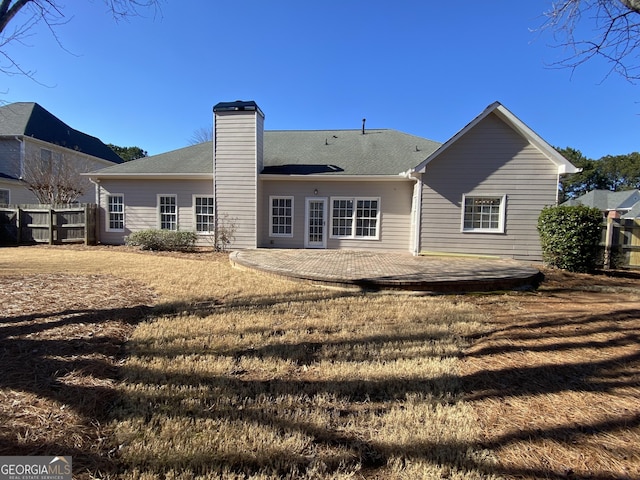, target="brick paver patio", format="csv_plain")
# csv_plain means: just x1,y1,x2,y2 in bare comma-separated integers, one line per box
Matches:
230,249,542,293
